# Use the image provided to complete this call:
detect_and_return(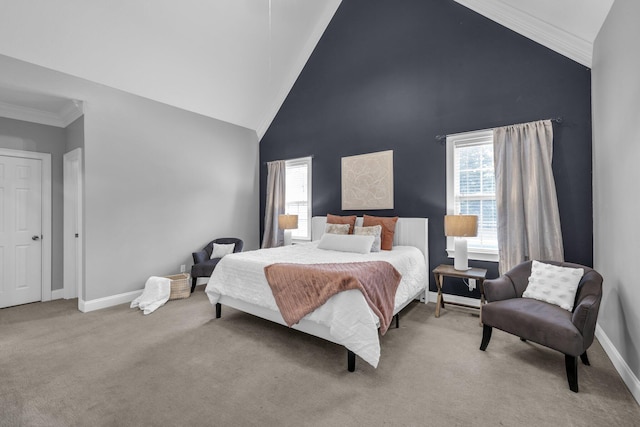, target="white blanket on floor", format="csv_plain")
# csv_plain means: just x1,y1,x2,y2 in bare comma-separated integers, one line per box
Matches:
131,276,171,315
